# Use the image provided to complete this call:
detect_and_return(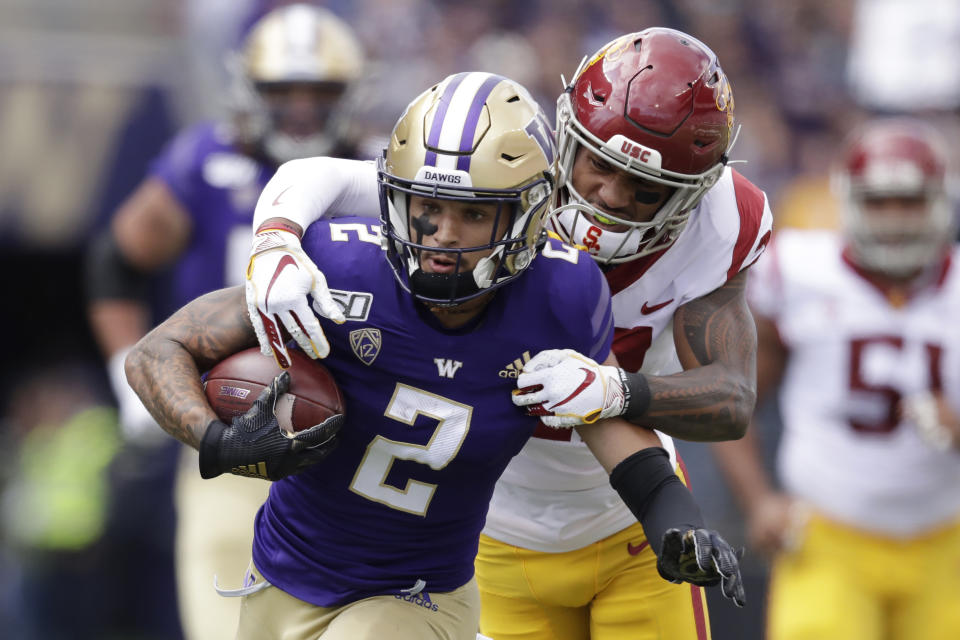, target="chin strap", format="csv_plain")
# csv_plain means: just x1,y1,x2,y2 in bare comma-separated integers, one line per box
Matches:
409,268,482,304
